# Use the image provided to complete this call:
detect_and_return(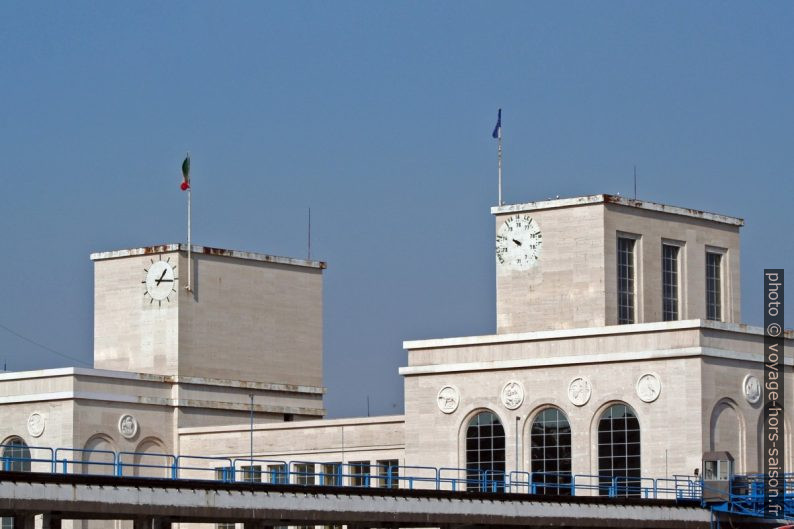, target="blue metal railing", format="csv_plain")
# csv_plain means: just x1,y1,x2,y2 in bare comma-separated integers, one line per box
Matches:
0,443,792,519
